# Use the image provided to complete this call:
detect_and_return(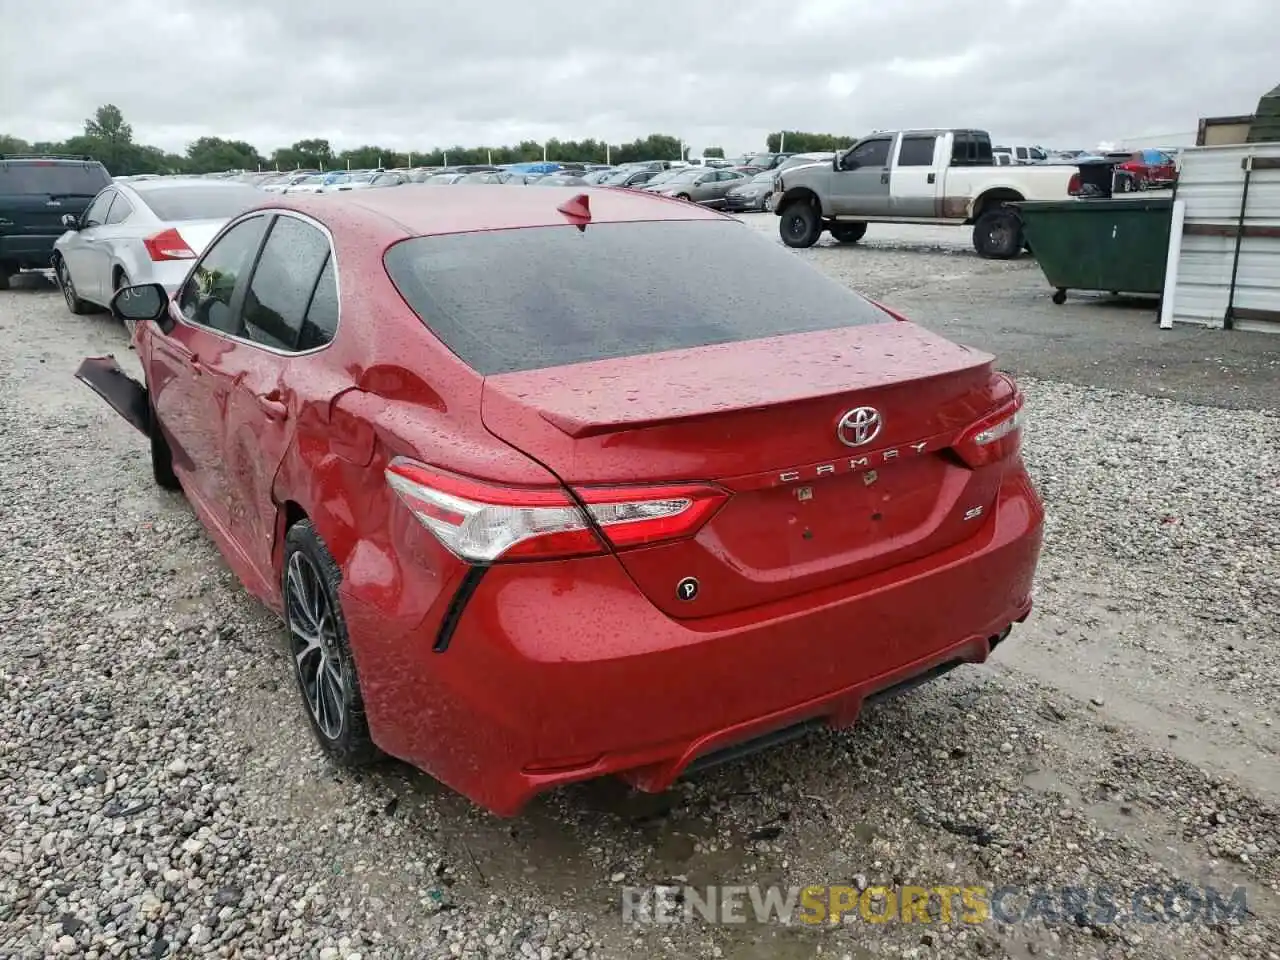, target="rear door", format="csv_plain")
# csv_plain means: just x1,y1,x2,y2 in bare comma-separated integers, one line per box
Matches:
690,172,719,203
830,136,894,216
889,134,941,218
84,190,136,301
214,213,336,577
385,219,1011,621
713,170,745,205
